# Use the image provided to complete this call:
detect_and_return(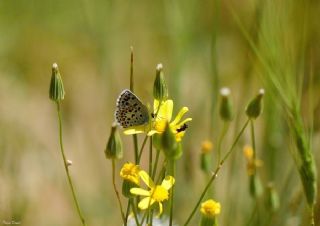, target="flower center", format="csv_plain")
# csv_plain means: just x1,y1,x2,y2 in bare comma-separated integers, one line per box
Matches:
154,120,167,133
151,185,169,202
